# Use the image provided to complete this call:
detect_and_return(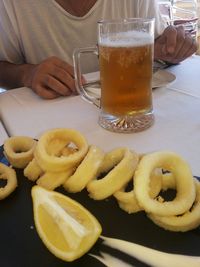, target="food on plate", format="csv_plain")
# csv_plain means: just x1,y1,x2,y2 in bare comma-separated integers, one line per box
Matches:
24,158,43,181
34,128,89,172
114,168,163,214
3,128,200,232
63,145,105,193
97,147,131,174
31,186,102,262
4,136,37,168
97,236,200,267
87,148,139,200
36,169,74,190
148,178,200,232
134,151,196,216
0,162,17,200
